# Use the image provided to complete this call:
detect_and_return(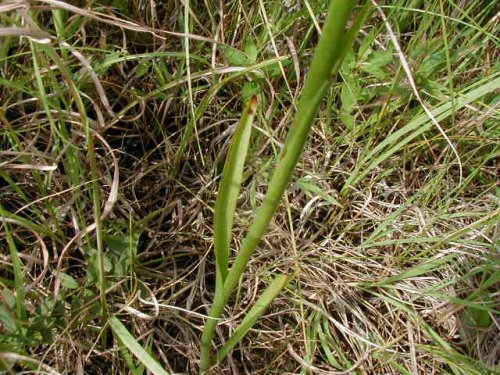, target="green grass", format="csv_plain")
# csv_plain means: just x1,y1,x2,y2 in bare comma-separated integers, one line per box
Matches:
0,0,499,374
